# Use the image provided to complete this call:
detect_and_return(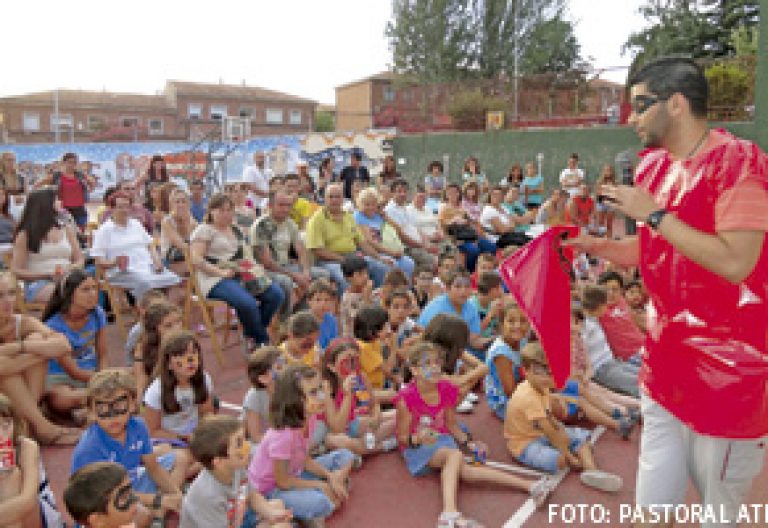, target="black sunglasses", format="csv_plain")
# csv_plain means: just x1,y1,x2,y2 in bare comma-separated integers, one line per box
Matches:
631,94,667,116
